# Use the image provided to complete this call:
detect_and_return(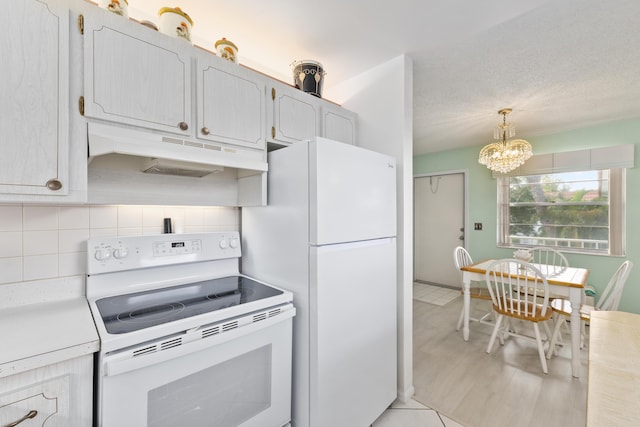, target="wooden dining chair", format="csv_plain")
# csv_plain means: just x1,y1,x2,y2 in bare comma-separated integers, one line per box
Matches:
546,260,633,359
523,247,571,302
530,247,569,277
485,259,553,374
453,246,493,331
